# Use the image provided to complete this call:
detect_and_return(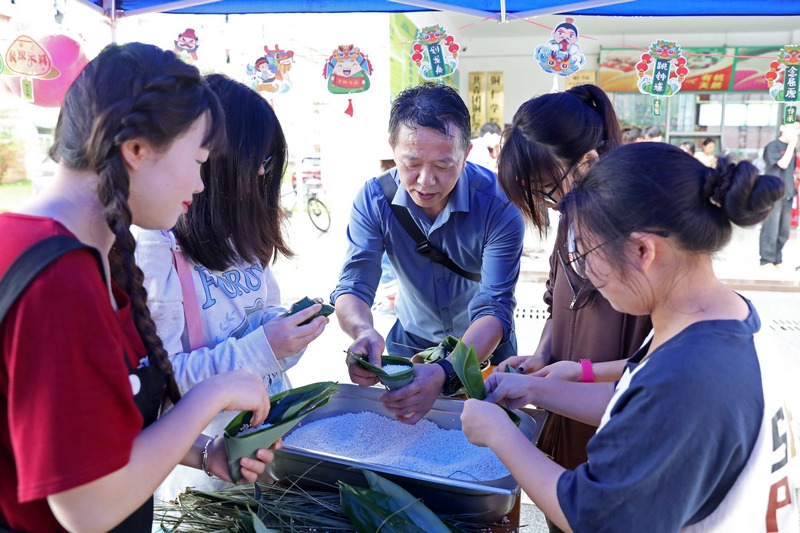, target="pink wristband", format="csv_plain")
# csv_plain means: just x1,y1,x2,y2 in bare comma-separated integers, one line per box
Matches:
580,359,595,383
